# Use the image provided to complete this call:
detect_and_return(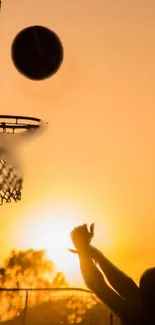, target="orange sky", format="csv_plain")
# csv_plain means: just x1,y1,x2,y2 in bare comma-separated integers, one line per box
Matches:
0,0,155,287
